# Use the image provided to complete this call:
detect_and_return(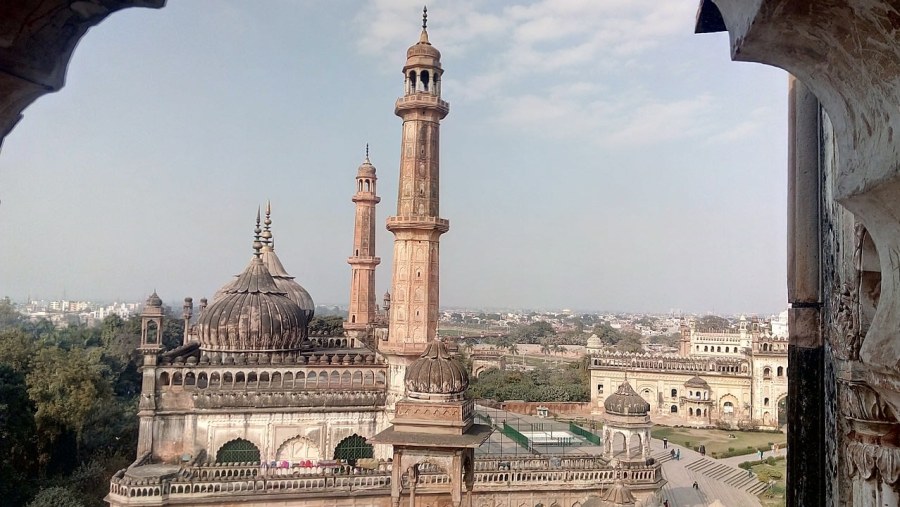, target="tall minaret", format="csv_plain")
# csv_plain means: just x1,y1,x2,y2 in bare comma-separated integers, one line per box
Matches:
383,7,450,359
345,146,381,343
